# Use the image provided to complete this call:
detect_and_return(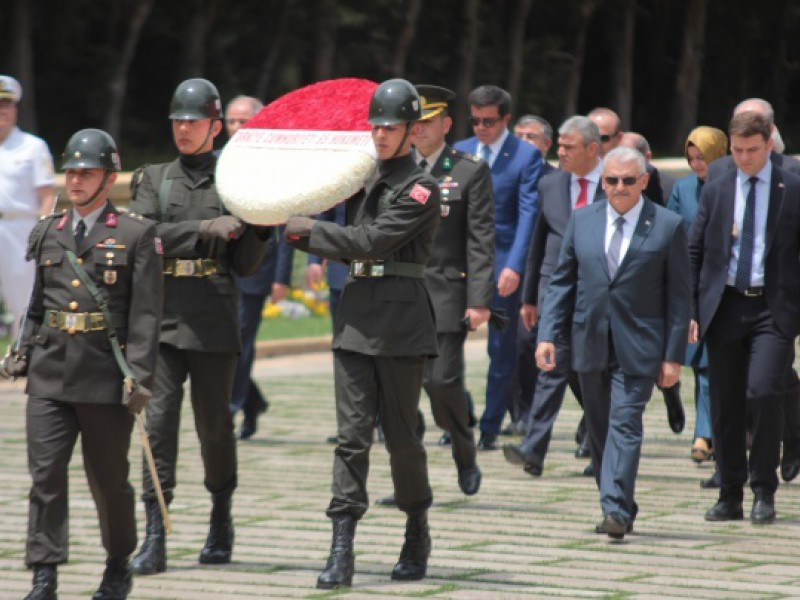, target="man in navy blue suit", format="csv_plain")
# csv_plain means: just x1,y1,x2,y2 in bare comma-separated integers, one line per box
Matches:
690,111,800,525
537,147,689,538
454,86,542,450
